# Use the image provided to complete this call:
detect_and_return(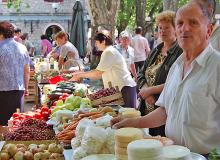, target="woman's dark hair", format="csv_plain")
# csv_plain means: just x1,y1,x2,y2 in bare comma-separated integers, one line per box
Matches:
94,33,113,46
0,21,14,38
41,34,48,40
